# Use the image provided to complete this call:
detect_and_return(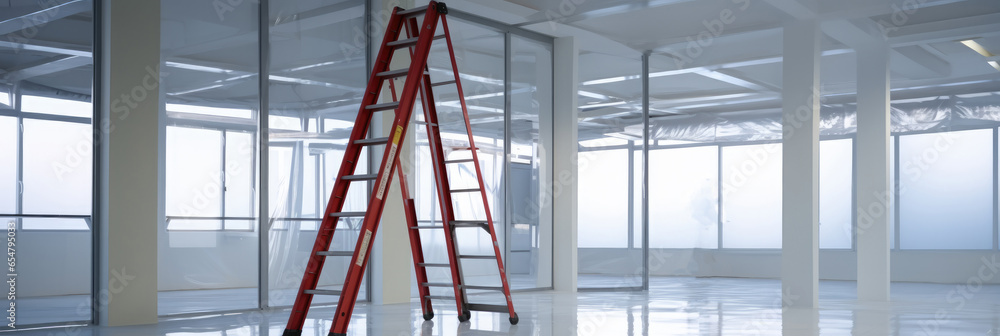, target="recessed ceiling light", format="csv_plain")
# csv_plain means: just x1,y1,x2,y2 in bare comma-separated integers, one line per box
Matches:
960,39,994,57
